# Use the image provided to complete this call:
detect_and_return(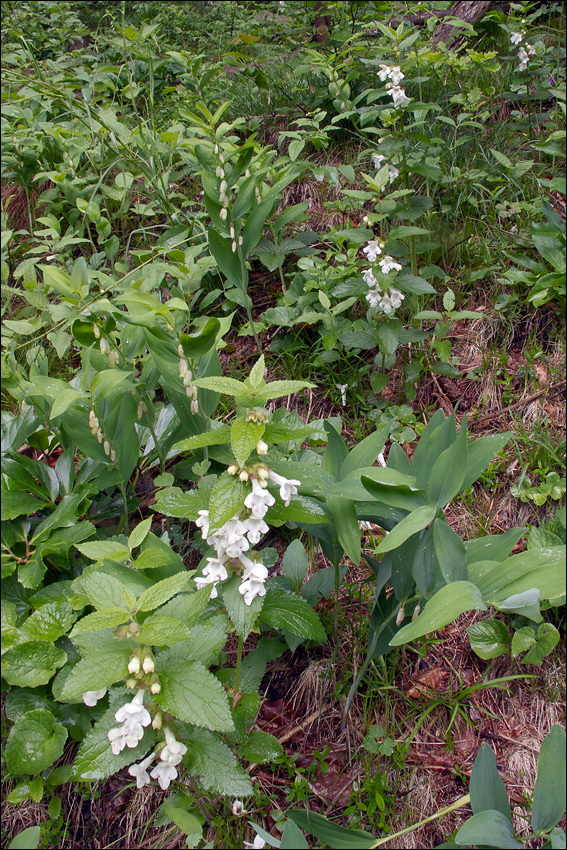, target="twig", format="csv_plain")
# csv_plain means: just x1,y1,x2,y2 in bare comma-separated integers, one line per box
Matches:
469,380,566,428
